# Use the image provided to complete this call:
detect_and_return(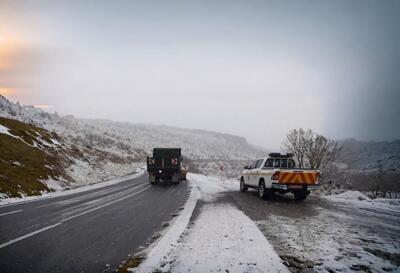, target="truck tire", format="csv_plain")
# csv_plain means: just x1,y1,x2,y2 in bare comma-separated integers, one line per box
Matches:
294,190,308,201
240,177,248,192
259,180,274,200
258,181,267,199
